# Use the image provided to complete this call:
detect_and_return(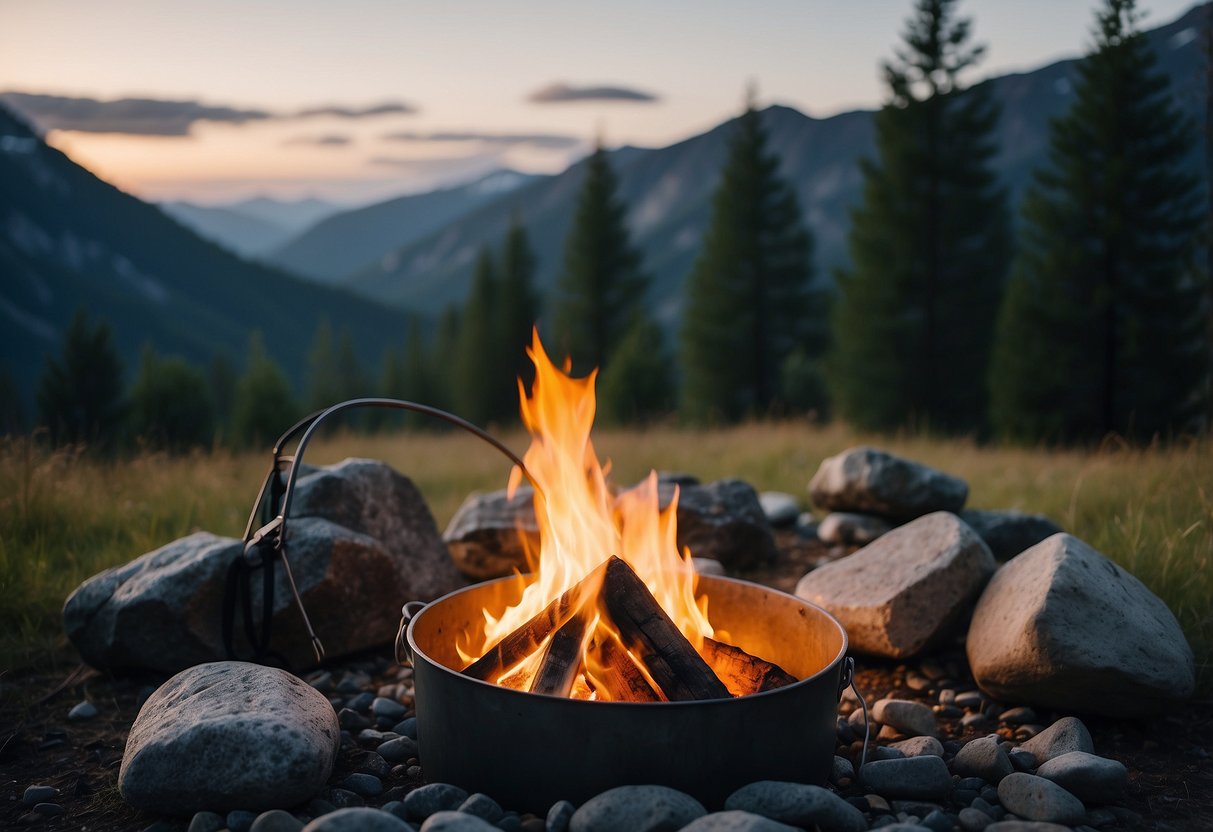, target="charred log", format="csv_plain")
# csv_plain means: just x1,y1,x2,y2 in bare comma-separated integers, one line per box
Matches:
530,609,592,697
701,637,797,696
